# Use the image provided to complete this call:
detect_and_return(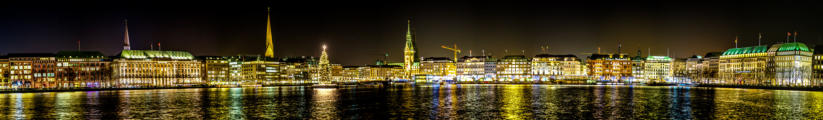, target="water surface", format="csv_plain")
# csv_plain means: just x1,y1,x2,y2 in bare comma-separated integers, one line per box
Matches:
1,85,822,119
